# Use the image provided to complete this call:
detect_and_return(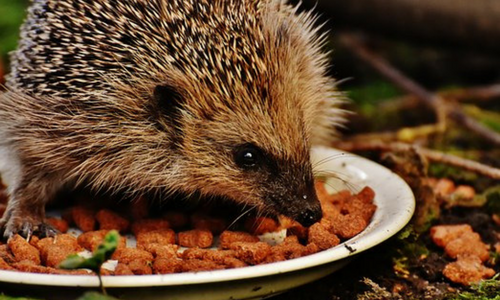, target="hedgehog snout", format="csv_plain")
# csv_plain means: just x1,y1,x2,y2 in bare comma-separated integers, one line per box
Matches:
296,200,323,227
